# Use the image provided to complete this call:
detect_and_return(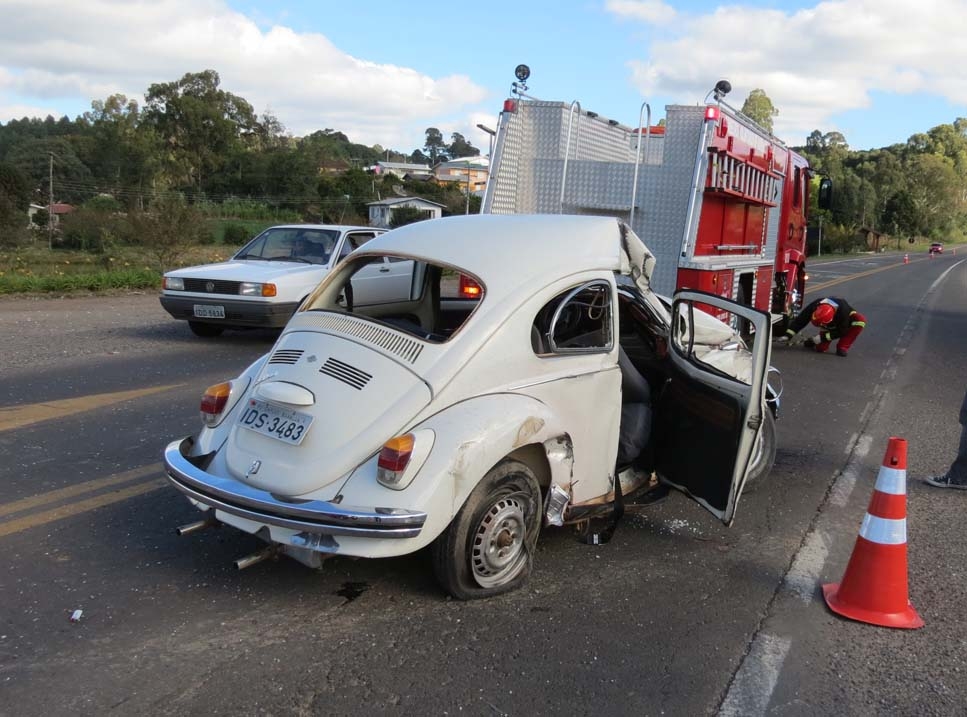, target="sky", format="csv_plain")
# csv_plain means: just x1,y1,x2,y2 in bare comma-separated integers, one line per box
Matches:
1,0,965,155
